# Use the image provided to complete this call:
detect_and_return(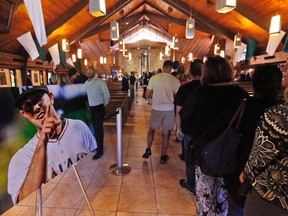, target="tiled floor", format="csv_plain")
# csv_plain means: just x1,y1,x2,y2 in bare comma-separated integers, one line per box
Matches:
3,88,197,216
